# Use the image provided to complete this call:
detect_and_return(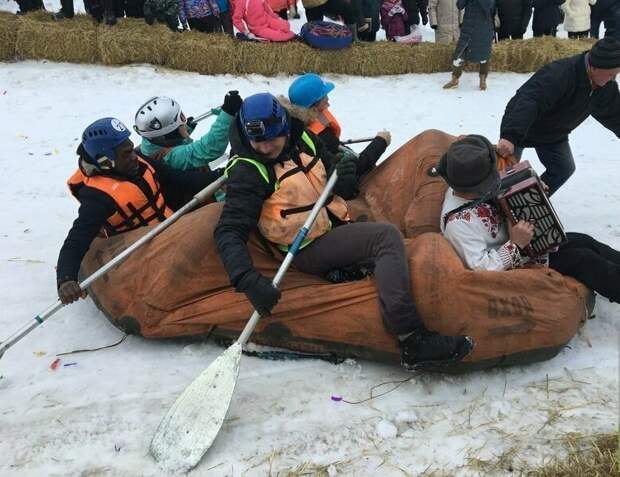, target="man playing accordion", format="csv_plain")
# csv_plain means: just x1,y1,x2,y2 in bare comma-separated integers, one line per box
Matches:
437,135,620,305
